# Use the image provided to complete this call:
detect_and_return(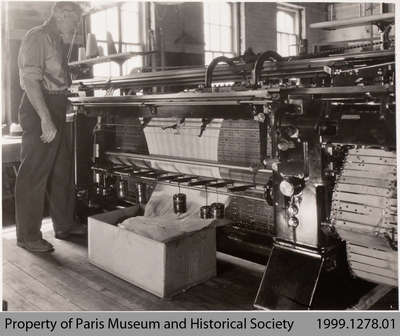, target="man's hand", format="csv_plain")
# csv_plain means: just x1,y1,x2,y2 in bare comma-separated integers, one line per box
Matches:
40,117,57,143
